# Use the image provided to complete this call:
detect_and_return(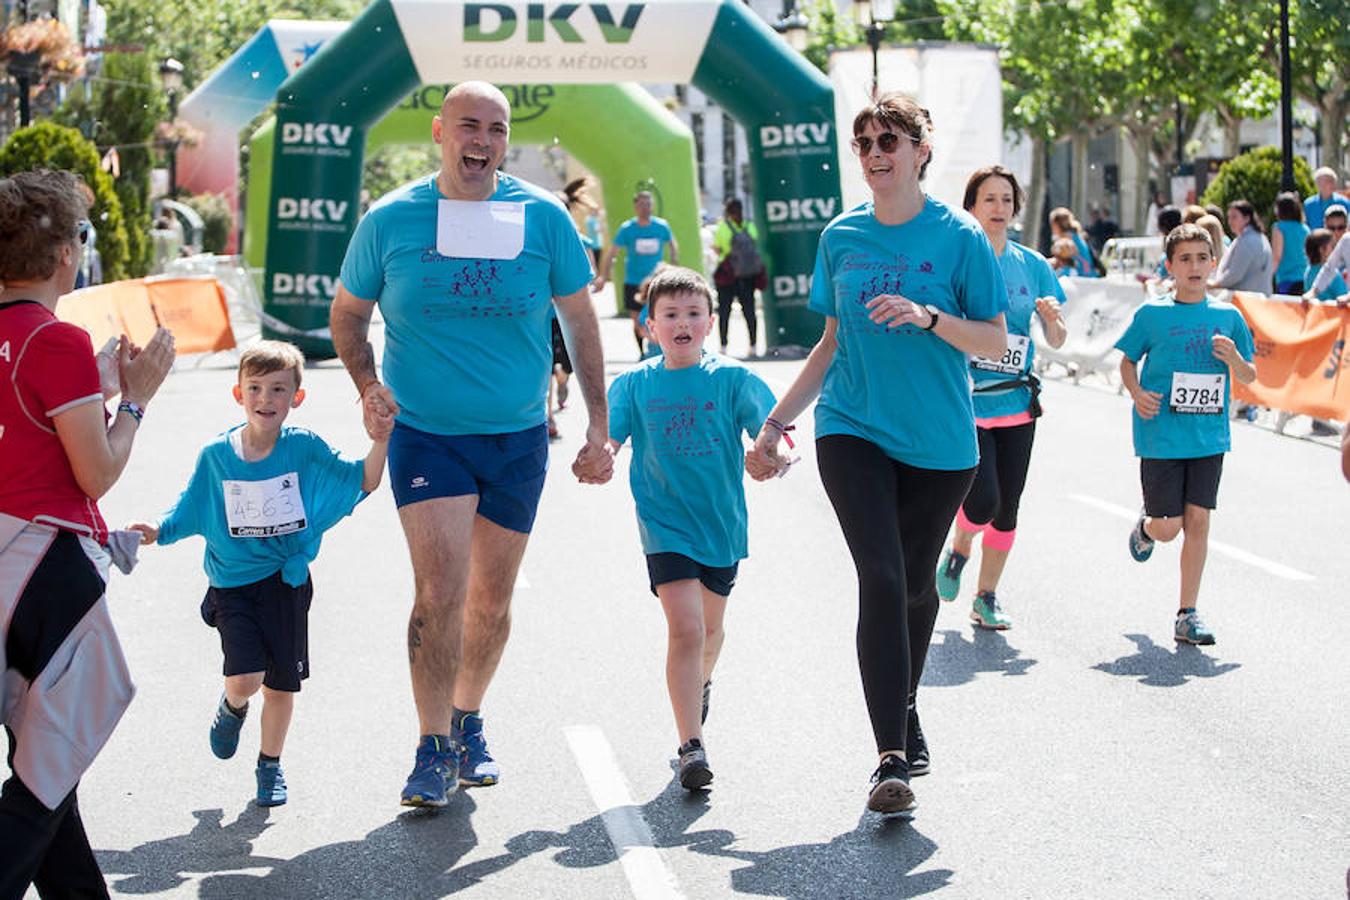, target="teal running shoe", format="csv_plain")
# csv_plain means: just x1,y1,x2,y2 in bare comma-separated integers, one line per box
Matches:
256,760,287,807
936,548,968,602
209,694,246,760
1128,514,1155,562
456,714,500,787
1175,610,1216,646
401,735,459,807
970,591,1011,630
